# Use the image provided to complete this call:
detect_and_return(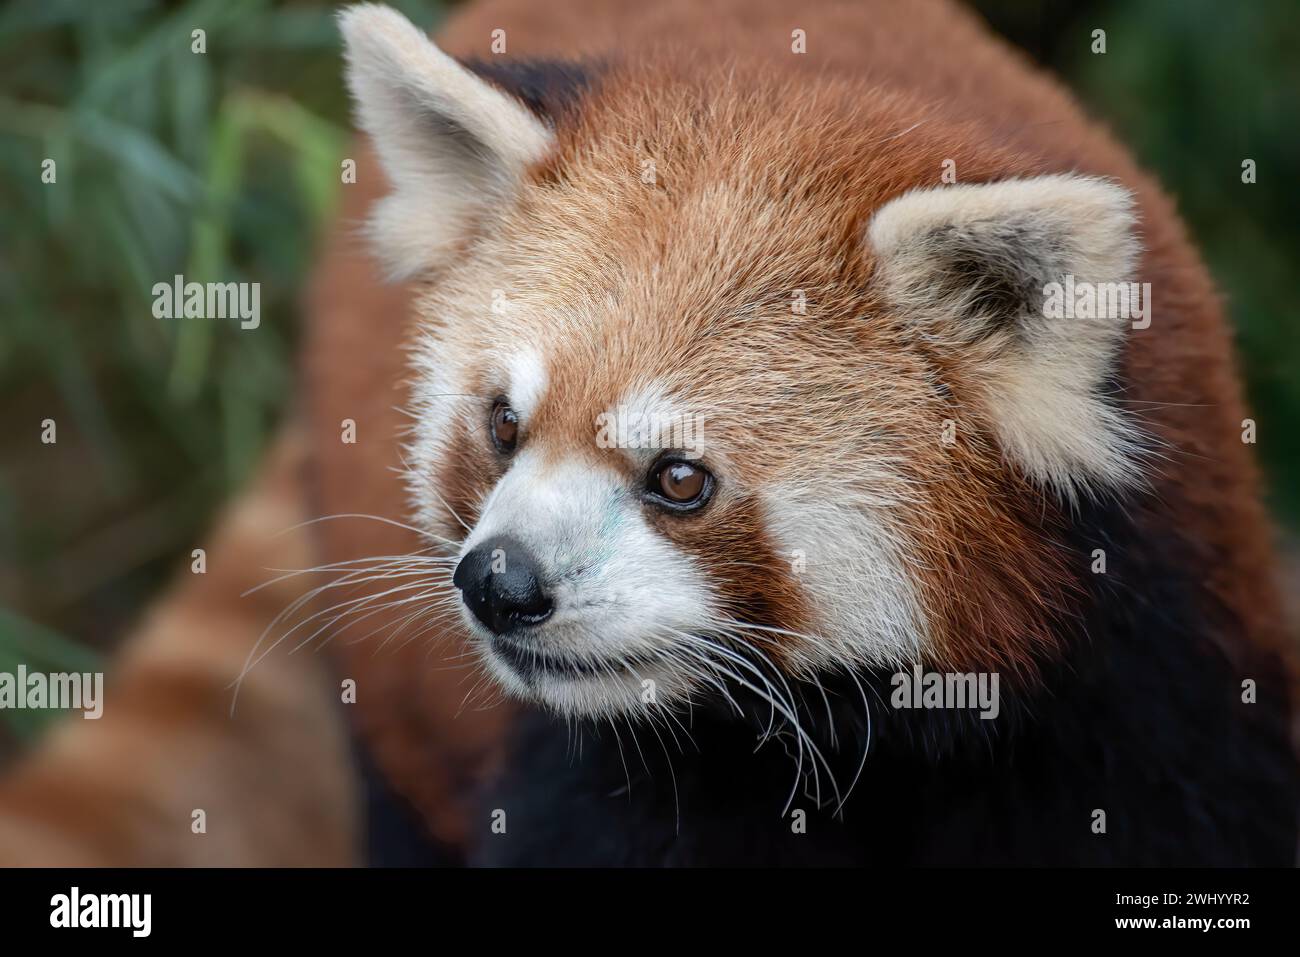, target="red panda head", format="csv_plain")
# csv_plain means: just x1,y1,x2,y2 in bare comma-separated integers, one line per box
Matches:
341,6,1146,719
